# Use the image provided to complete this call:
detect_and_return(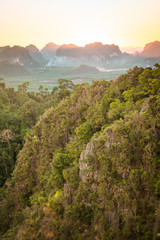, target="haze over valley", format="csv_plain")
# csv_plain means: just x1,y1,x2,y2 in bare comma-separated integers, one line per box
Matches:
1,0,160,239
1,41,160,90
